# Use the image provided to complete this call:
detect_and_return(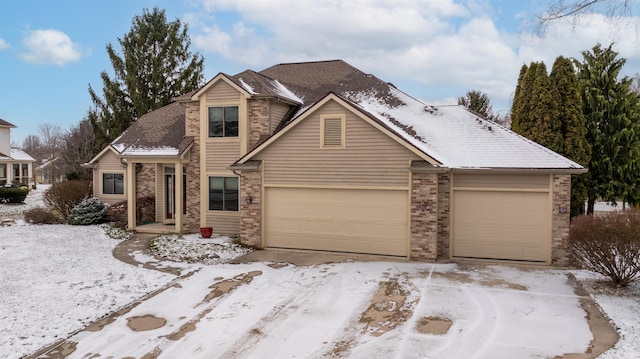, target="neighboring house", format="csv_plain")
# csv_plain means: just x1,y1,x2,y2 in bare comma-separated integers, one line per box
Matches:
86,60,584,265
35,157,66,184
0,119,35,186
